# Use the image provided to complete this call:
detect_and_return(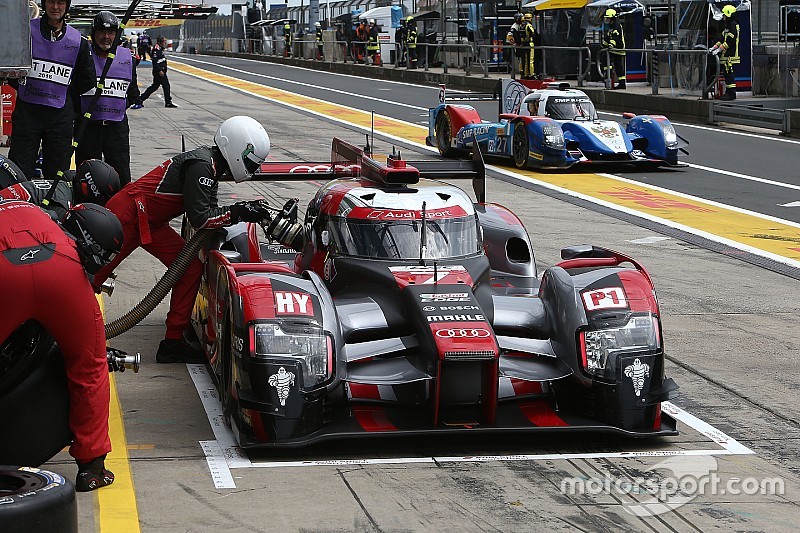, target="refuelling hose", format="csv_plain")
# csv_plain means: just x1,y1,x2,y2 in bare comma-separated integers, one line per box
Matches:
104,229,216,339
